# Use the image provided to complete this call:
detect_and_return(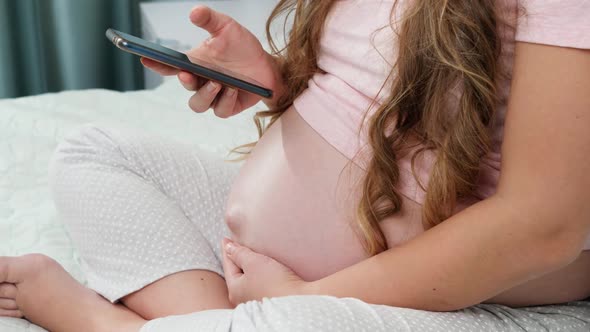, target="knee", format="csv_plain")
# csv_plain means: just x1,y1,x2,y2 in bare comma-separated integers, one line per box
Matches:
48,124,122,189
